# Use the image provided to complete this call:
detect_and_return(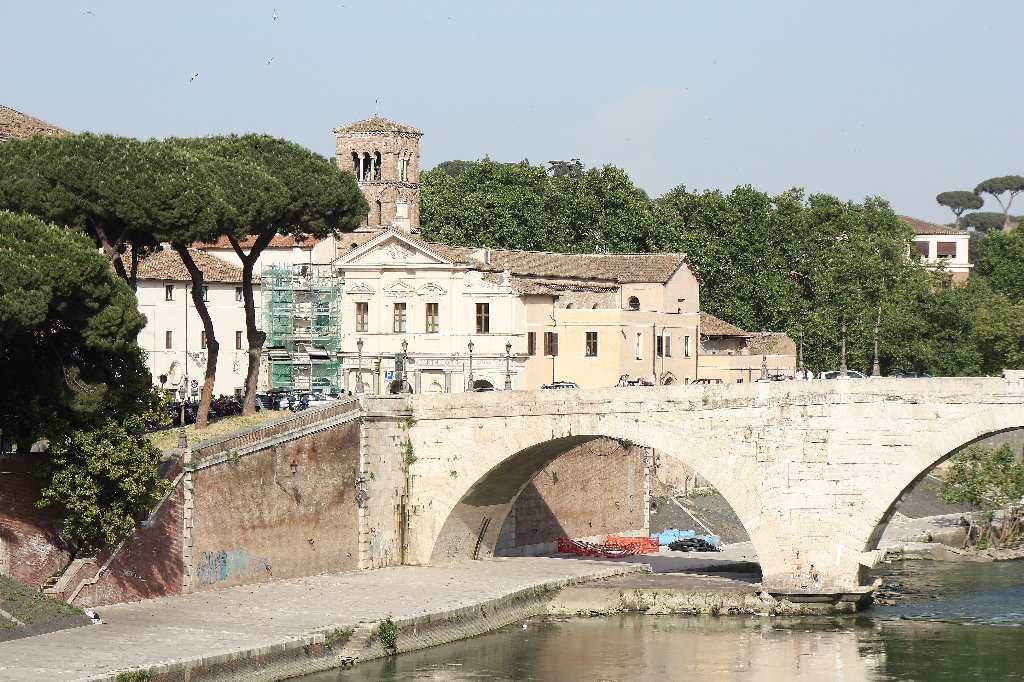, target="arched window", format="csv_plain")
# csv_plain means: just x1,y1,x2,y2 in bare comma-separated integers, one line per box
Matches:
351,151,360,177
628,296,640,311
374,152,382,181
